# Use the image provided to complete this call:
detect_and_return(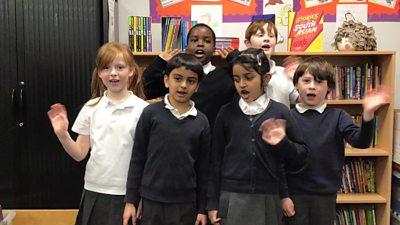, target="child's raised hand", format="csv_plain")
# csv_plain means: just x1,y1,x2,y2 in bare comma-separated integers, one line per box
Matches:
283,55,302,80
159,49,181,61
362,86,391,121
47,103,69,137
259,118,286,145
216,47,234,59
208,210,221,225
123,203,137,225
